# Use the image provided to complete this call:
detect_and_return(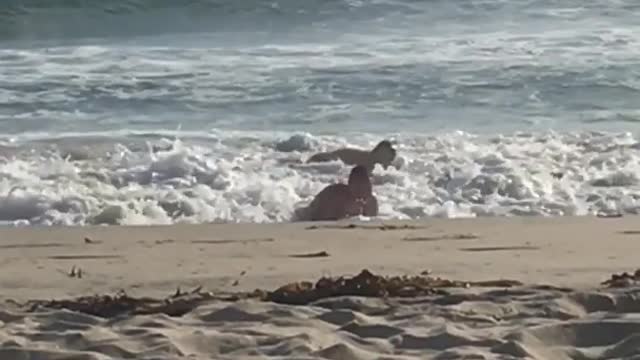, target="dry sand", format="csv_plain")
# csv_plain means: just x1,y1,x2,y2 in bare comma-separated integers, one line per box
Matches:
1,215,640,359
